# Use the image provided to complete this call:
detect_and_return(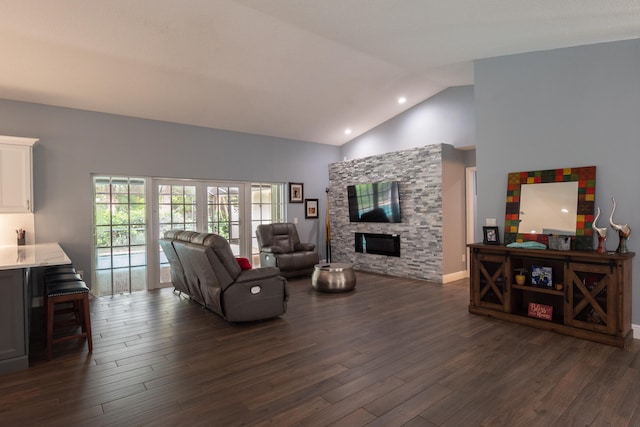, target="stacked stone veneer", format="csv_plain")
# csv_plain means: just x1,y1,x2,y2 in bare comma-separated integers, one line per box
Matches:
329,144,443,283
